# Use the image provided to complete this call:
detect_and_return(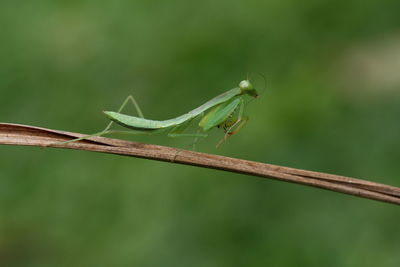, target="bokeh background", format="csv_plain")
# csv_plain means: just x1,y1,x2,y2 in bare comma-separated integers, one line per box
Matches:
1,0,400,266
